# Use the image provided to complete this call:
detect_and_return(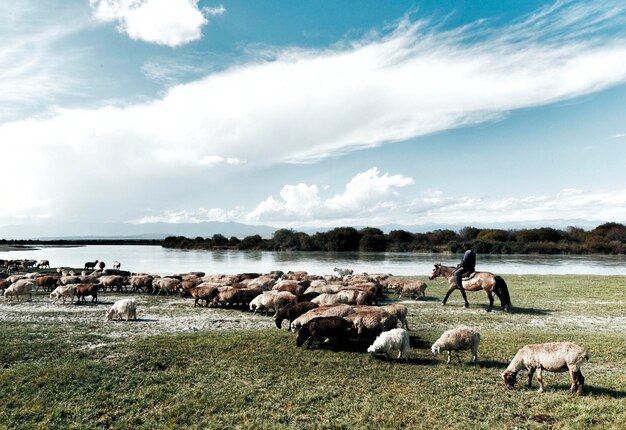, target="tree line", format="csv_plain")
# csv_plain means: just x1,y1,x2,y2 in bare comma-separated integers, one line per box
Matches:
162,222,626,254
